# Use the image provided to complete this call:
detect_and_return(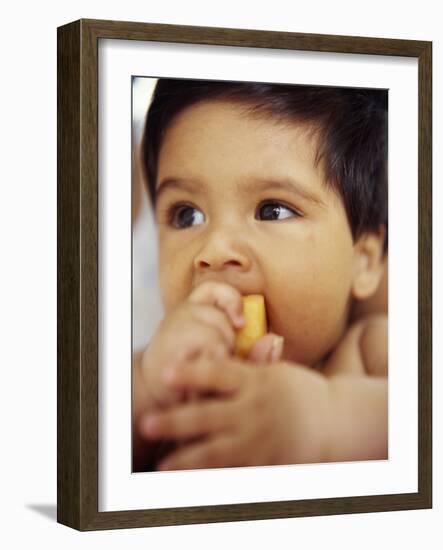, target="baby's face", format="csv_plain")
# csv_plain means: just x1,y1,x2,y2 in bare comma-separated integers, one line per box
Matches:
155,100,359,366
